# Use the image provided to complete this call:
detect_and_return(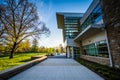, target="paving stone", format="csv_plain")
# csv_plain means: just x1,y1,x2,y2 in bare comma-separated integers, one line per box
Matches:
9,58,104,80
